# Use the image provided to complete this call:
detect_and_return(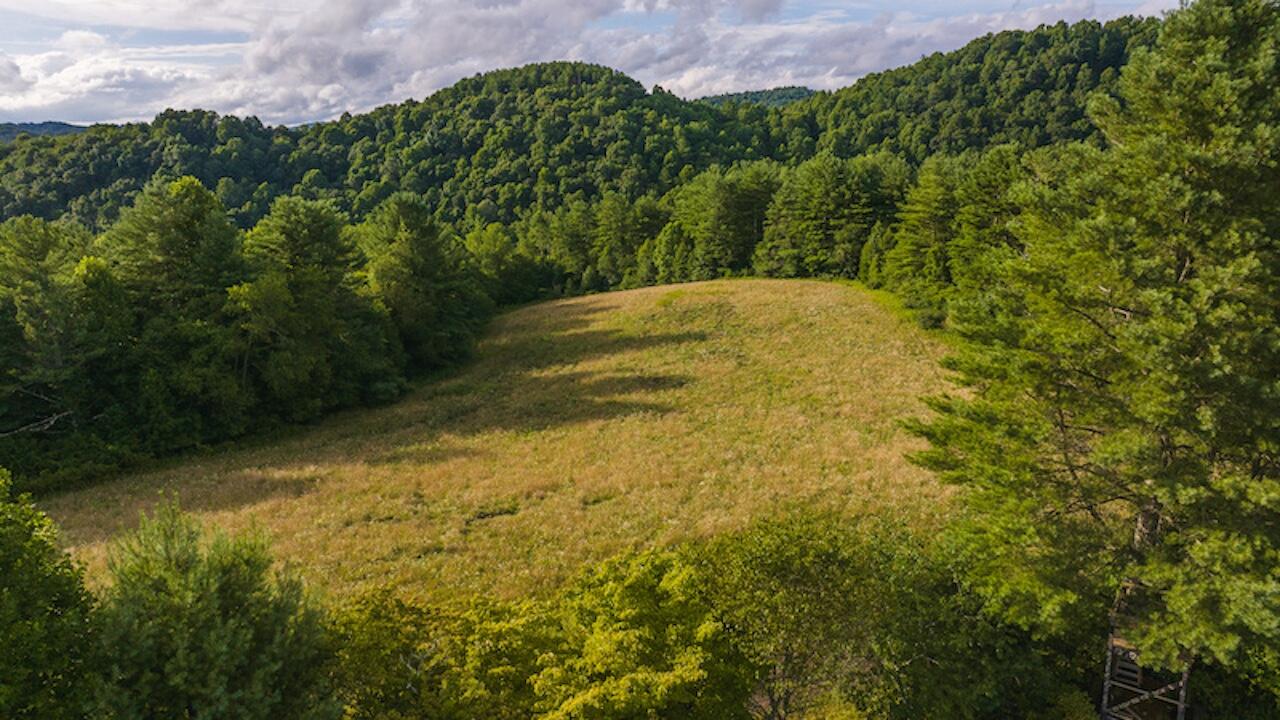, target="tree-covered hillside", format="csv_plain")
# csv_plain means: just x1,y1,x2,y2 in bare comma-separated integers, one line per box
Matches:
789,16,1160,162
0,18,1154,233
699,87,816,108
0,122,85,143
